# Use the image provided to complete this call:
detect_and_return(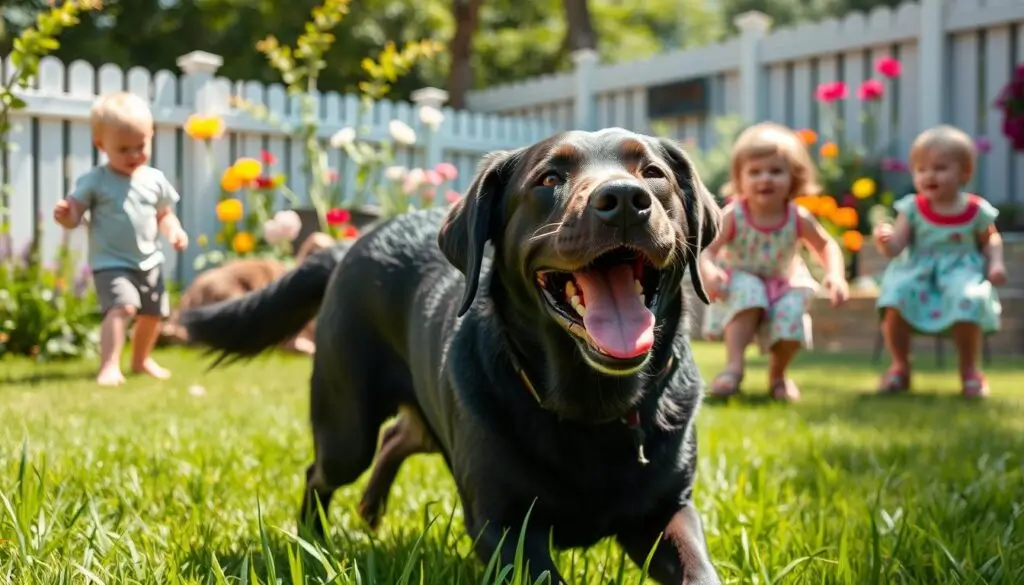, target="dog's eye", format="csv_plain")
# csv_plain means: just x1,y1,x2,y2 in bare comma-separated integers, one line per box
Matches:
642,166,666,179
538,171,563,188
